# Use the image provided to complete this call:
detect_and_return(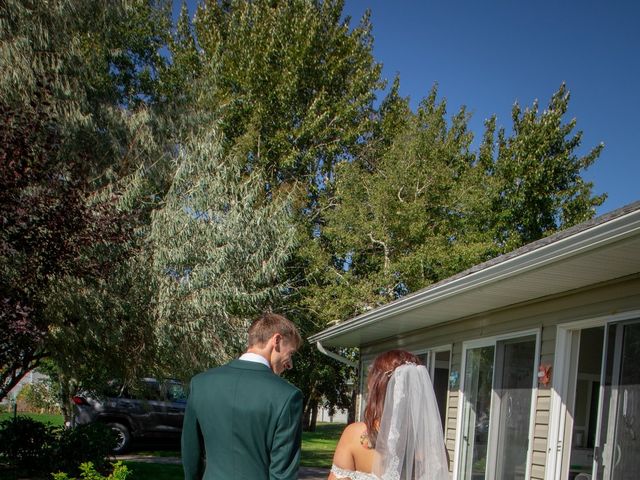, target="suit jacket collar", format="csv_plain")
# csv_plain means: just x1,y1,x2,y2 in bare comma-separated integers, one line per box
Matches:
229,359,273,372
